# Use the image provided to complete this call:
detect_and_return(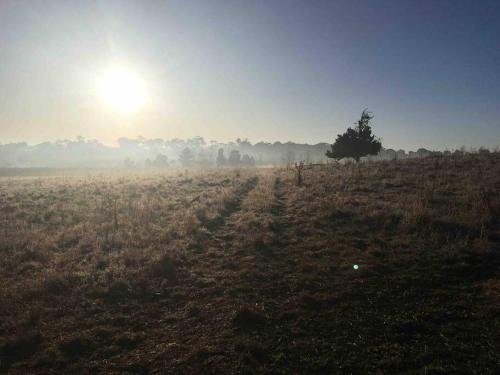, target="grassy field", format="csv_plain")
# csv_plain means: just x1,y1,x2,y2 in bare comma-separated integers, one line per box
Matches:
1,154,499,374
